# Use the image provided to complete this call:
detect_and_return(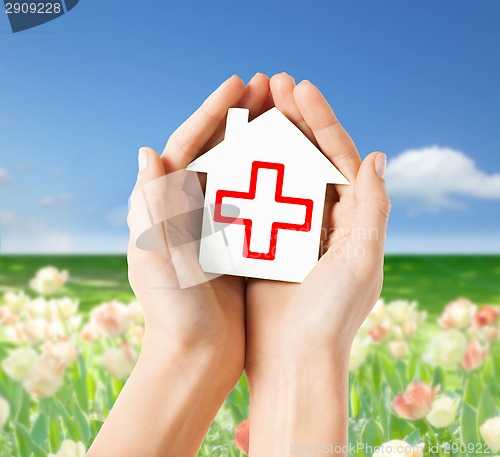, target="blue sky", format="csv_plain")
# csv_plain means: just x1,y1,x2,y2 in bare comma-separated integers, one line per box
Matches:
0,0,499,253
